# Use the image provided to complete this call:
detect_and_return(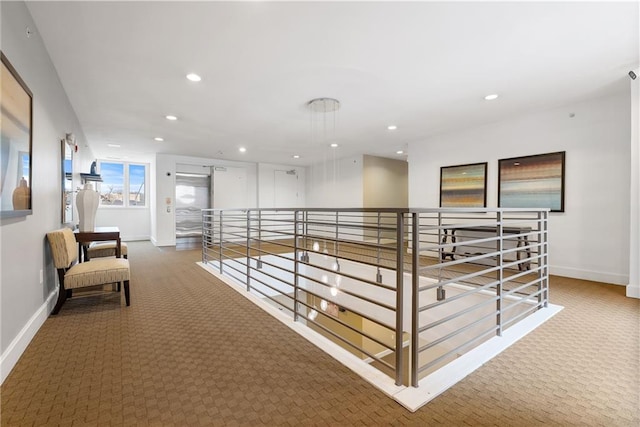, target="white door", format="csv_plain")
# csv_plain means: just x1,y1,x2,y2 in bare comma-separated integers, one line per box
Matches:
213,166,248,208
274,170,298,208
